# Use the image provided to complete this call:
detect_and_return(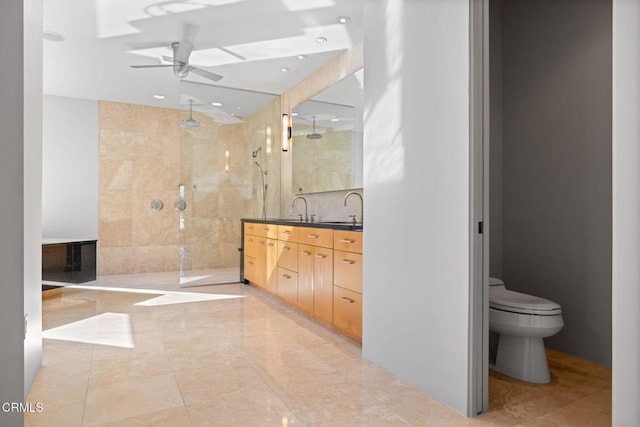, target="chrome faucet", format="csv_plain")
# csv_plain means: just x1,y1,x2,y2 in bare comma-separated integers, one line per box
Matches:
344,191,363,224
291,196,308,222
